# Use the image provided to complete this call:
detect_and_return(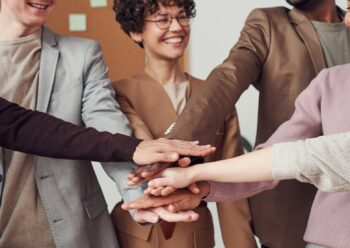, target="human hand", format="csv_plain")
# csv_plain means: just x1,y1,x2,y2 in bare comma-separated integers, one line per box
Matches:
133,209,160,224
128,155,202,195
132,207,198,223
150,207,198,222
123,183,210,213
132,138,215,166
145,166,196,190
